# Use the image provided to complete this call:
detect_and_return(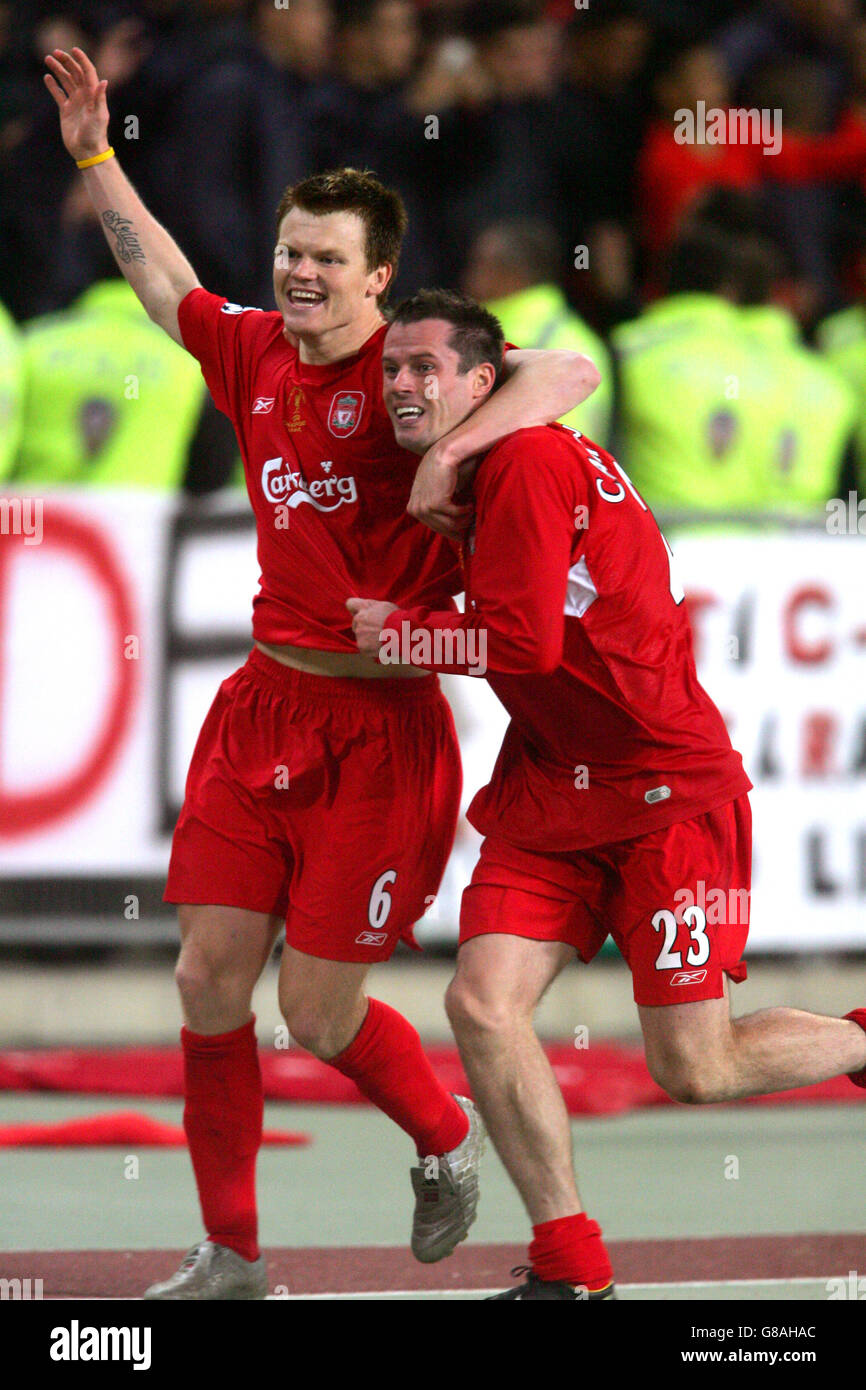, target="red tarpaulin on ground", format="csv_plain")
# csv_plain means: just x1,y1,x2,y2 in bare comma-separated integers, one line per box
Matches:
0,1044,860,1114
0,1110,309,1146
